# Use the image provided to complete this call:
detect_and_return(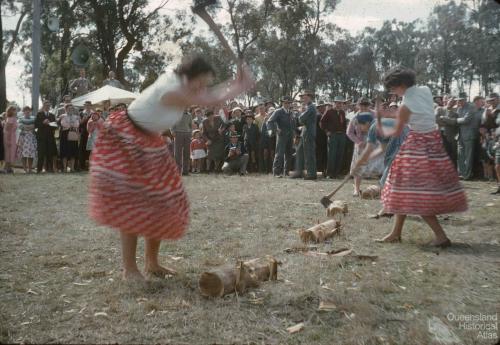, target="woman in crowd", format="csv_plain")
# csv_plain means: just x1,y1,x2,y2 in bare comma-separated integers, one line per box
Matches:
17,106,37,173
347,98,383,195
86,110,104,153
3,106,18,173
378,66,467,247
59,104,80,172
202,109,225,173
